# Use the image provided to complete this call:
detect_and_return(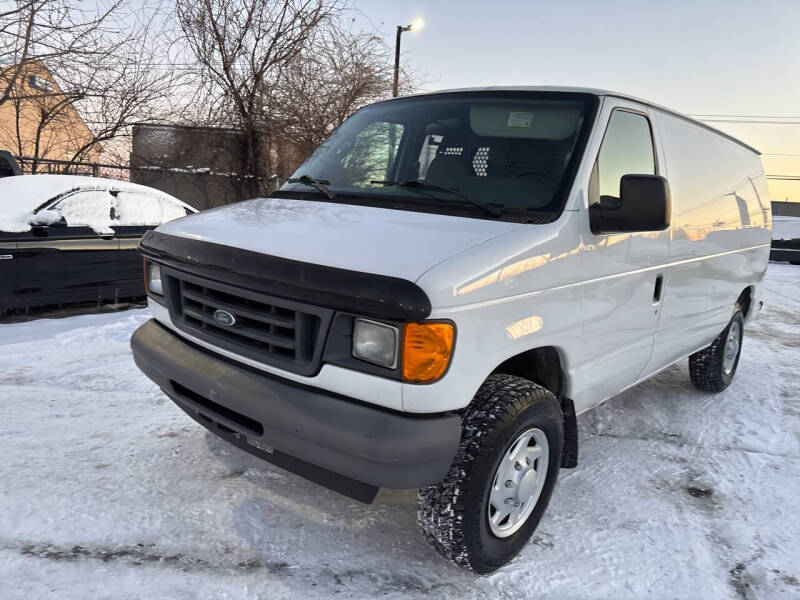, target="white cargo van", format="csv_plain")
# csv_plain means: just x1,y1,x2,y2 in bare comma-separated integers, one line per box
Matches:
131,87,771,573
